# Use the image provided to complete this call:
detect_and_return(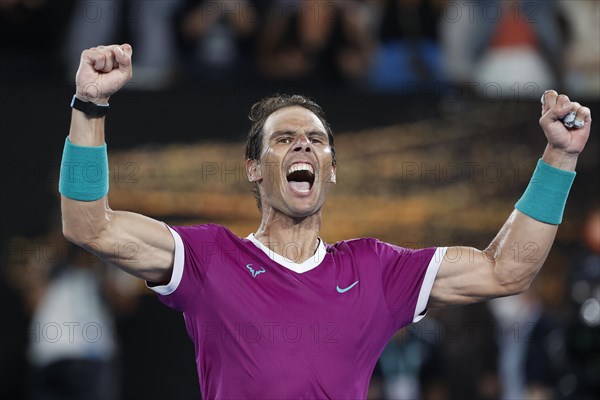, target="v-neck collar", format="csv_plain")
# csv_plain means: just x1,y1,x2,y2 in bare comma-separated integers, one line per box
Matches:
246,233,327,274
